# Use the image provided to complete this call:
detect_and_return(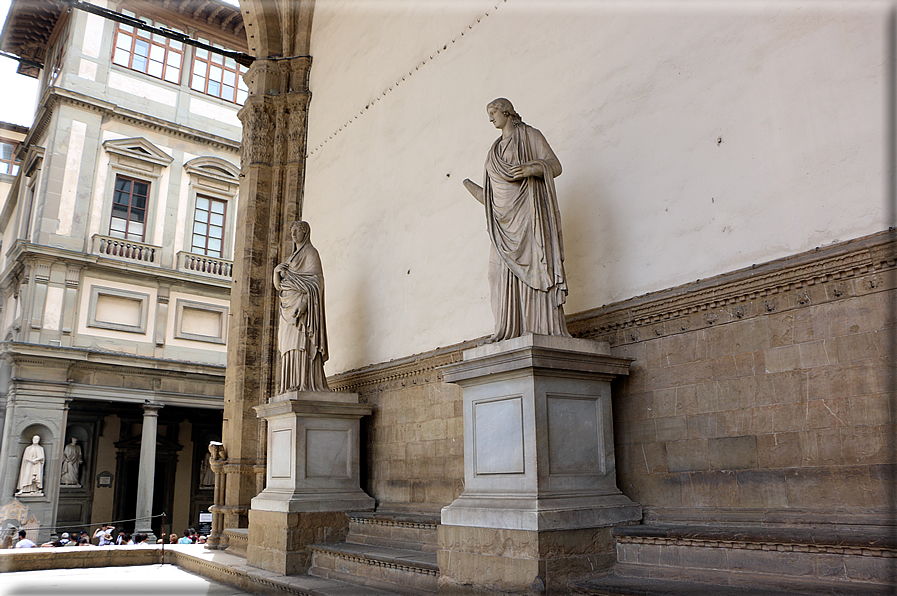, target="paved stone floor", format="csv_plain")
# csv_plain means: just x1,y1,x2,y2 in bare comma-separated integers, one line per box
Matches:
0,564,256,596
